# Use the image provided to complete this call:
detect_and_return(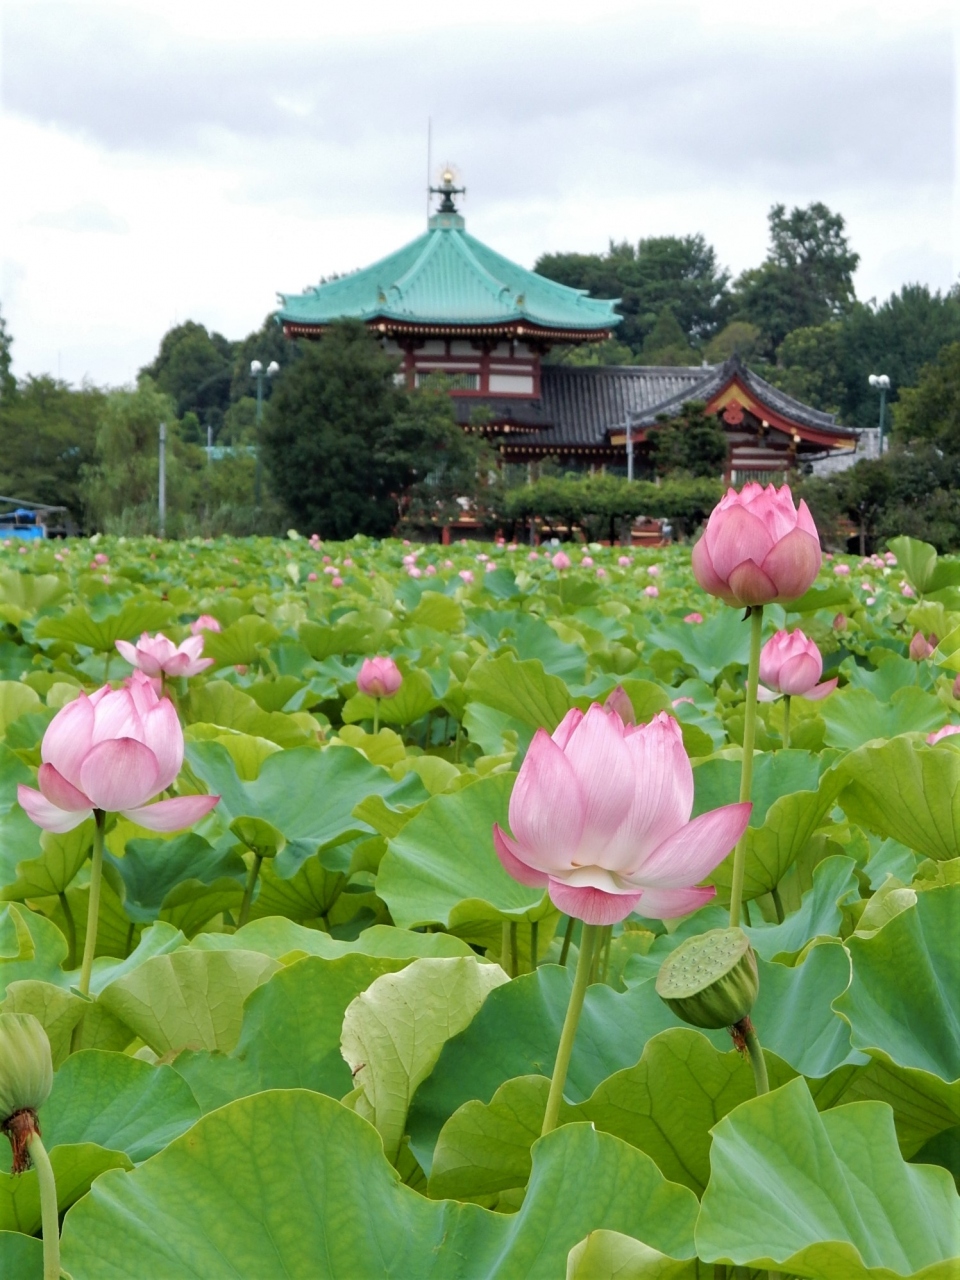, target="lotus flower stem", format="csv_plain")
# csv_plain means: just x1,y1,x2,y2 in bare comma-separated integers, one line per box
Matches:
771,885,785,924
558,916,574,967
238,854,264,929
530,921,539,970
730,606,764,928
732,1015,769,1096
781,694,791,750
509,922,519,976
78,811,106,998
541,923,600,1137
373,699,380,736
27,1132,60,1280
